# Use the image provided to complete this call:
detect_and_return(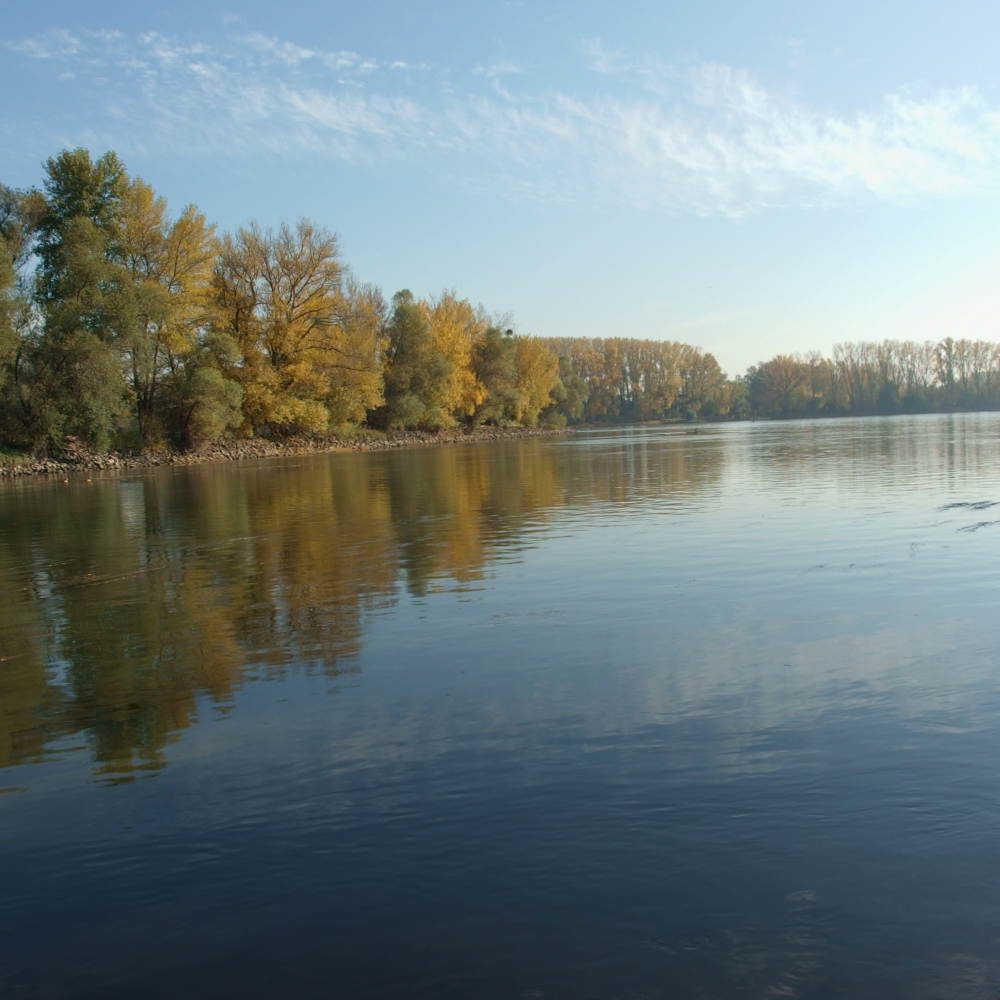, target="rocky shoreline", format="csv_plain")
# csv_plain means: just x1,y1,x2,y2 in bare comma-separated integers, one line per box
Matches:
0,426,570,479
